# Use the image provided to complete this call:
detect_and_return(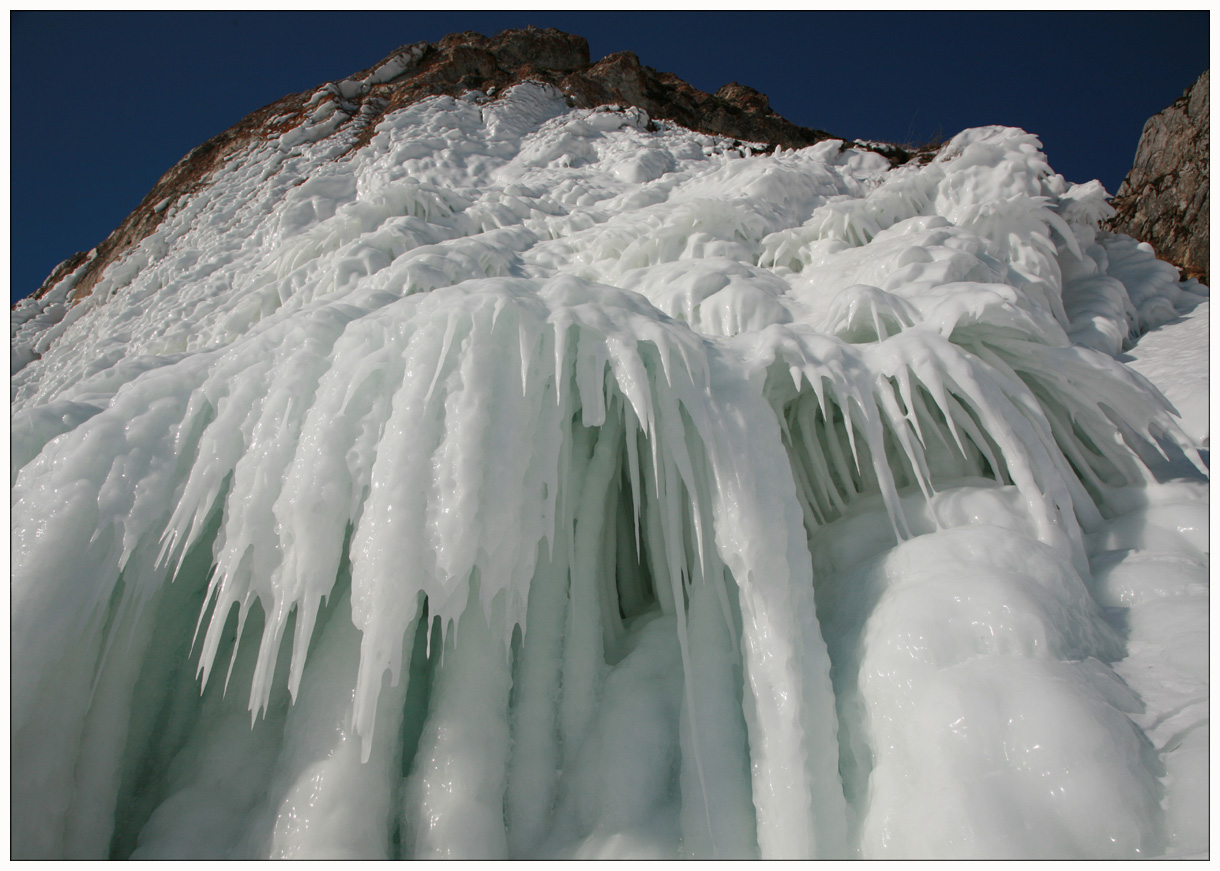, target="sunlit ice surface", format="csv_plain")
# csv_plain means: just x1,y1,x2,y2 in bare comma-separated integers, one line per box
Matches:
11,83,1208,859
